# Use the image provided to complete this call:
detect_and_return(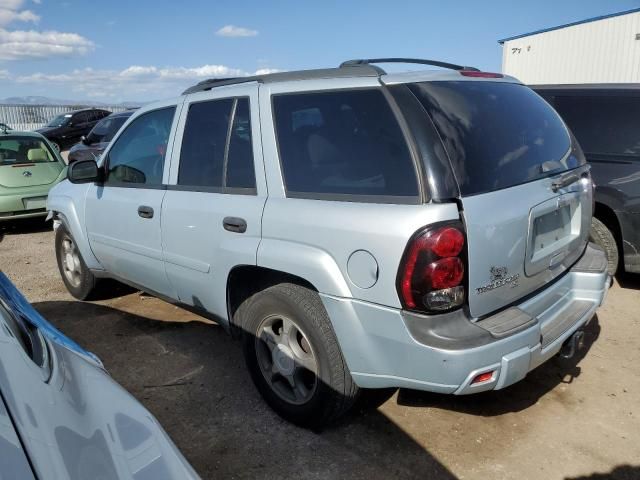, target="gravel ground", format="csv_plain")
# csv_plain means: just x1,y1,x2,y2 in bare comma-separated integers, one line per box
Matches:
1,219,639,480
